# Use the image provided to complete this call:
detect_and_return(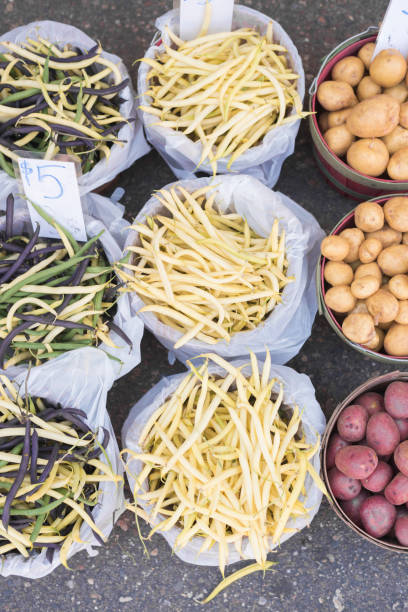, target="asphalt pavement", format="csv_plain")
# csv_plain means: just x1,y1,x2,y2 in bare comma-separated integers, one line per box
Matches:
0,1,405,611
